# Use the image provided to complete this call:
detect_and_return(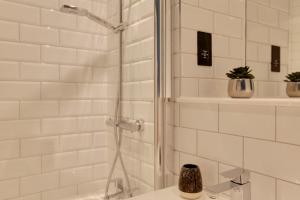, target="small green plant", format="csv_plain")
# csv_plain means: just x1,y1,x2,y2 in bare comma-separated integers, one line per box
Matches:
226,66,255,79
285,72,300,82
